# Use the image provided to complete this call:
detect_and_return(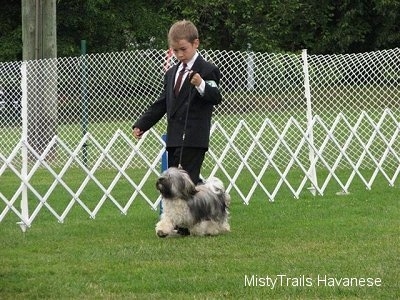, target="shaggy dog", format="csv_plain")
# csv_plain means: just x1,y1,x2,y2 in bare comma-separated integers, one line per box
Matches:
155,167,230,237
